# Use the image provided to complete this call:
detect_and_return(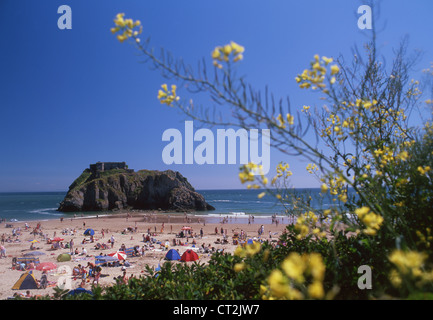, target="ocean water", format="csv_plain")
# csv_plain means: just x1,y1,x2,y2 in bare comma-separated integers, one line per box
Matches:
0,189,335,223
0,192,66,222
